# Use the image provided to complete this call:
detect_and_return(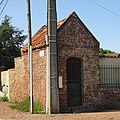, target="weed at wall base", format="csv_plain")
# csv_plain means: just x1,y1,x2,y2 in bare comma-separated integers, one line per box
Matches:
0,96,9,102
10,97,43,114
